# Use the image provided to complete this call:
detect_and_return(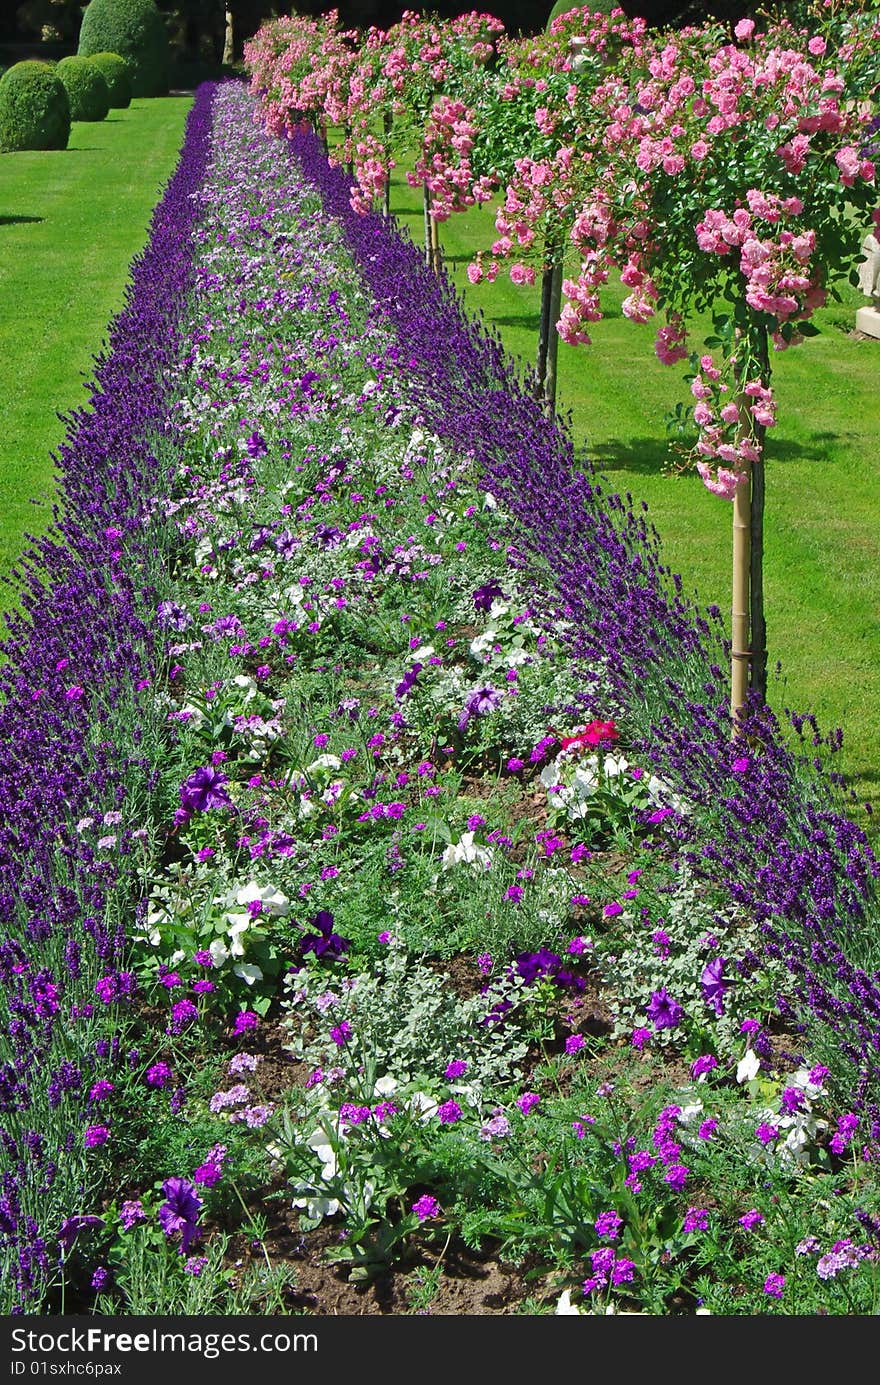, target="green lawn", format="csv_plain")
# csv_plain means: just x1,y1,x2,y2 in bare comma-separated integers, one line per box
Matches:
388,175,880,831
0,95,193,585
